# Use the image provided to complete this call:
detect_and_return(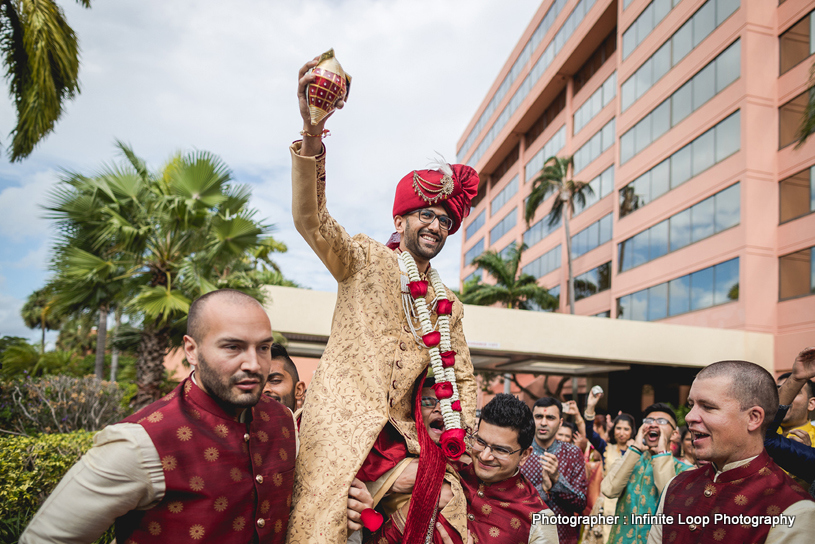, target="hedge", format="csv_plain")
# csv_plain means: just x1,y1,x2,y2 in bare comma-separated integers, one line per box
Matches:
0,431,114,544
